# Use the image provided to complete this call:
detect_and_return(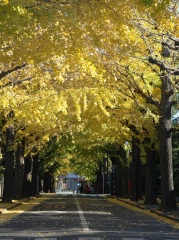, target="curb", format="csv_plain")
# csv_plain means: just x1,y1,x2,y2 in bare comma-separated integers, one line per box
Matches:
150,210,179,223
0,195,41,214
0,208,7,214
0,203,22,214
